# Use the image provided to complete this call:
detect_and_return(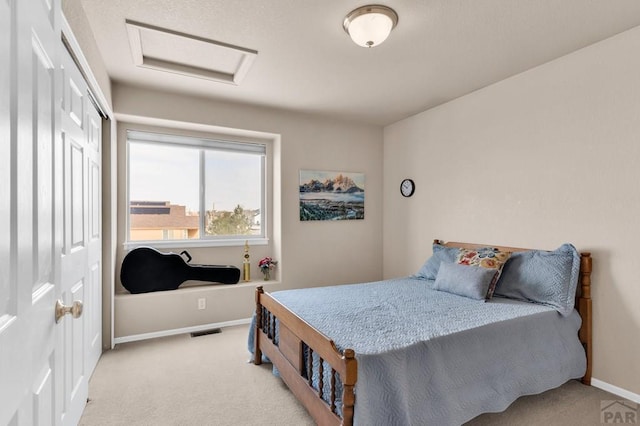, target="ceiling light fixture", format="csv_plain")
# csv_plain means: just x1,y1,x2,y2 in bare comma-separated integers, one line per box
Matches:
343,5,398,48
